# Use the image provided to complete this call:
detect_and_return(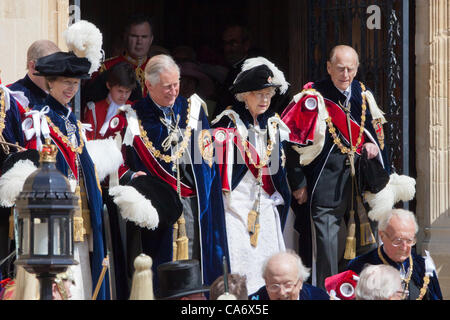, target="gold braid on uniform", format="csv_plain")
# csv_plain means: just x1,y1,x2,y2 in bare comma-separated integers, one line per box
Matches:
325,82,367,154
139,98,193,164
